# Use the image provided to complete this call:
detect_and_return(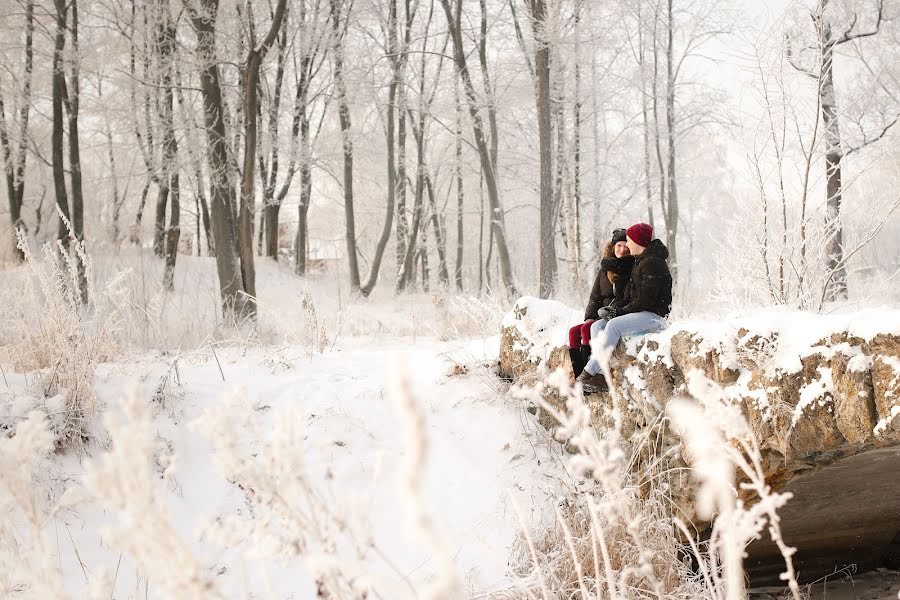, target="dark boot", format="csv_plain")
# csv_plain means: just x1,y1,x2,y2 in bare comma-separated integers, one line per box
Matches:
576,370,609,394
580,345,592,369
569,348,587,378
